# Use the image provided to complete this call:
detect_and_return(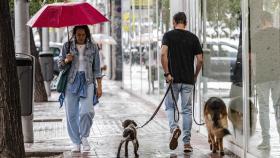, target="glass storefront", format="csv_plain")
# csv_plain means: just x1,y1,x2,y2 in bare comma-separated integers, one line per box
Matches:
122,0,170,98
200,0,245,149
121,0,280,157
249,0,280,157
